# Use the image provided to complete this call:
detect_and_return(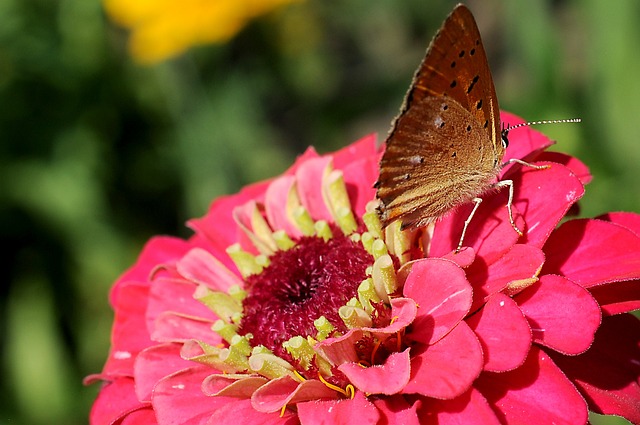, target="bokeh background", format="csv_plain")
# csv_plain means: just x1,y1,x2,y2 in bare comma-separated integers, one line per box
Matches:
1,0,638,423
